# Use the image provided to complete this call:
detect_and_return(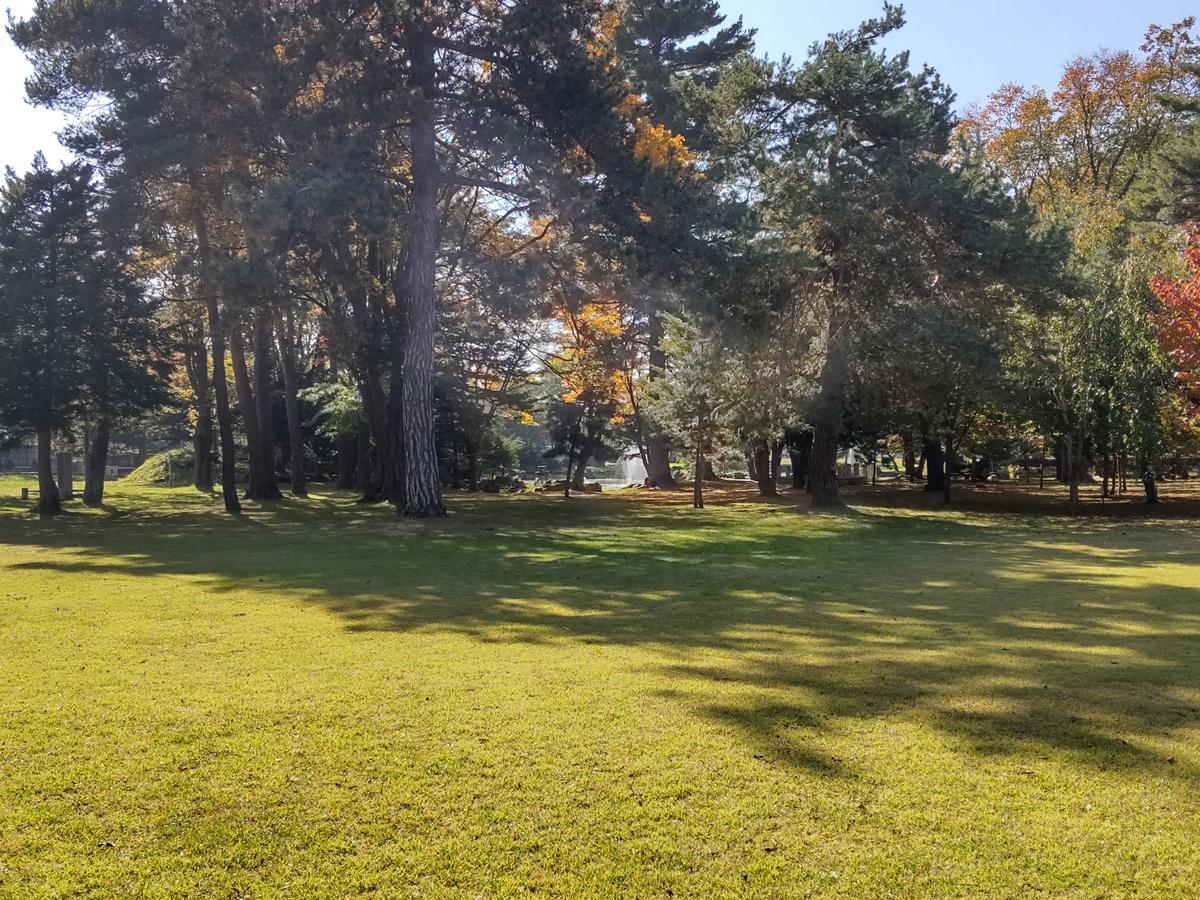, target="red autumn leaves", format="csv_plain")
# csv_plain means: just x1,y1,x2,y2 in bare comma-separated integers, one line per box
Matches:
1152,224,1200,407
